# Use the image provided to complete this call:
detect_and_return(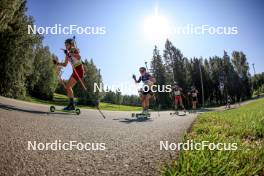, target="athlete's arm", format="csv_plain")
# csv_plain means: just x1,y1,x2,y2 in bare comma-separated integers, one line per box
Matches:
133,74,141,83
136,77,141,83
